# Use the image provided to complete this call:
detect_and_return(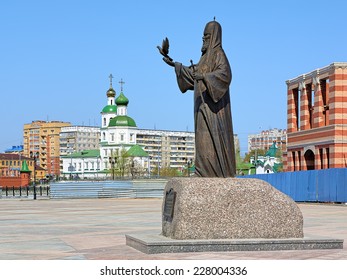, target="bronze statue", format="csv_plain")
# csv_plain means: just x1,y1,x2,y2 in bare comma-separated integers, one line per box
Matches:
158,20,236,177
